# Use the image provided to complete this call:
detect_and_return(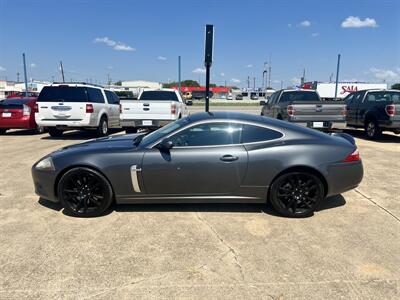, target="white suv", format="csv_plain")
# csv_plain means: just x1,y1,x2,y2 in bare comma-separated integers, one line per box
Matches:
35,83,120,137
